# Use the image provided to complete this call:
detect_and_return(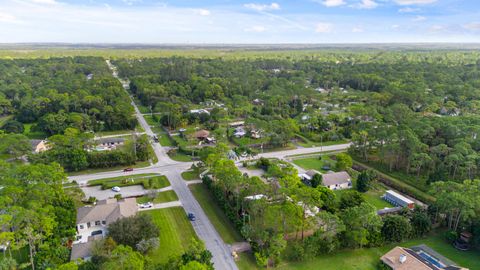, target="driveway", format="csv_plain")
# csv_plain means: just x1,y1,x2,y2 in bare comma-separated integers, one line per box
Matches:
81,185,172,200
